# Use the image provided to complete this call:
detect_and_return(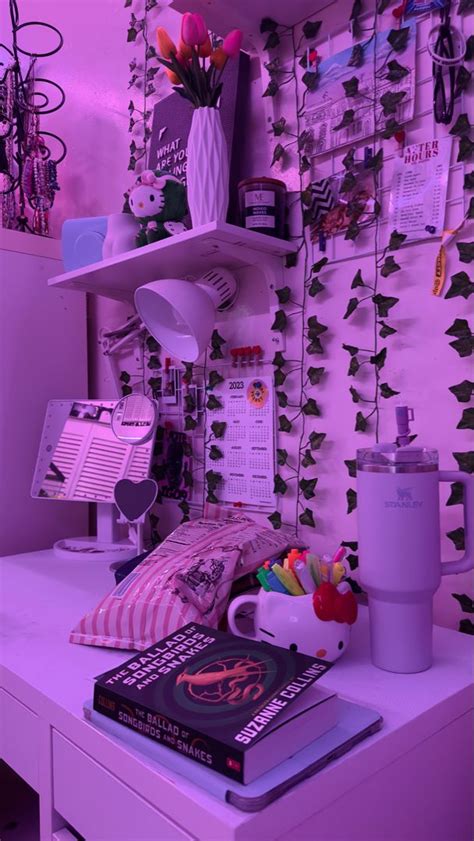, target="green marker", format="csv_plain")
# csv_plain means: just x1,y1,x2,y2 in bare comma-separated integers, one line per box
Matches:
257,568,271,591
